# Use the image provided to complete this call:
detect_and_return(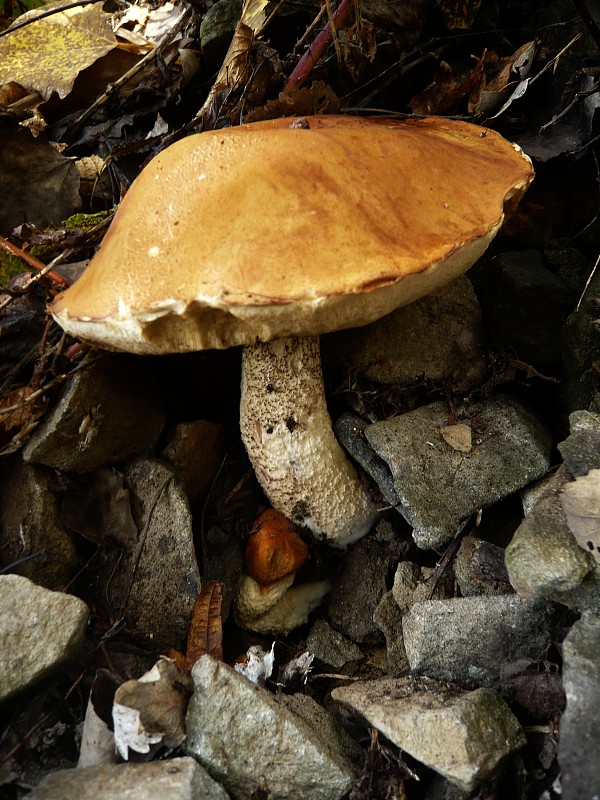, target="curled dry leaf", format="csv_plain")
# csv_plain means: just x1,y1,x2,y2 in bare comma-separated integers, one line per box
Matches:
234,642,275,685
165,581,223,670
112,658,193,760
560,469,600,563
197,0,267,120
